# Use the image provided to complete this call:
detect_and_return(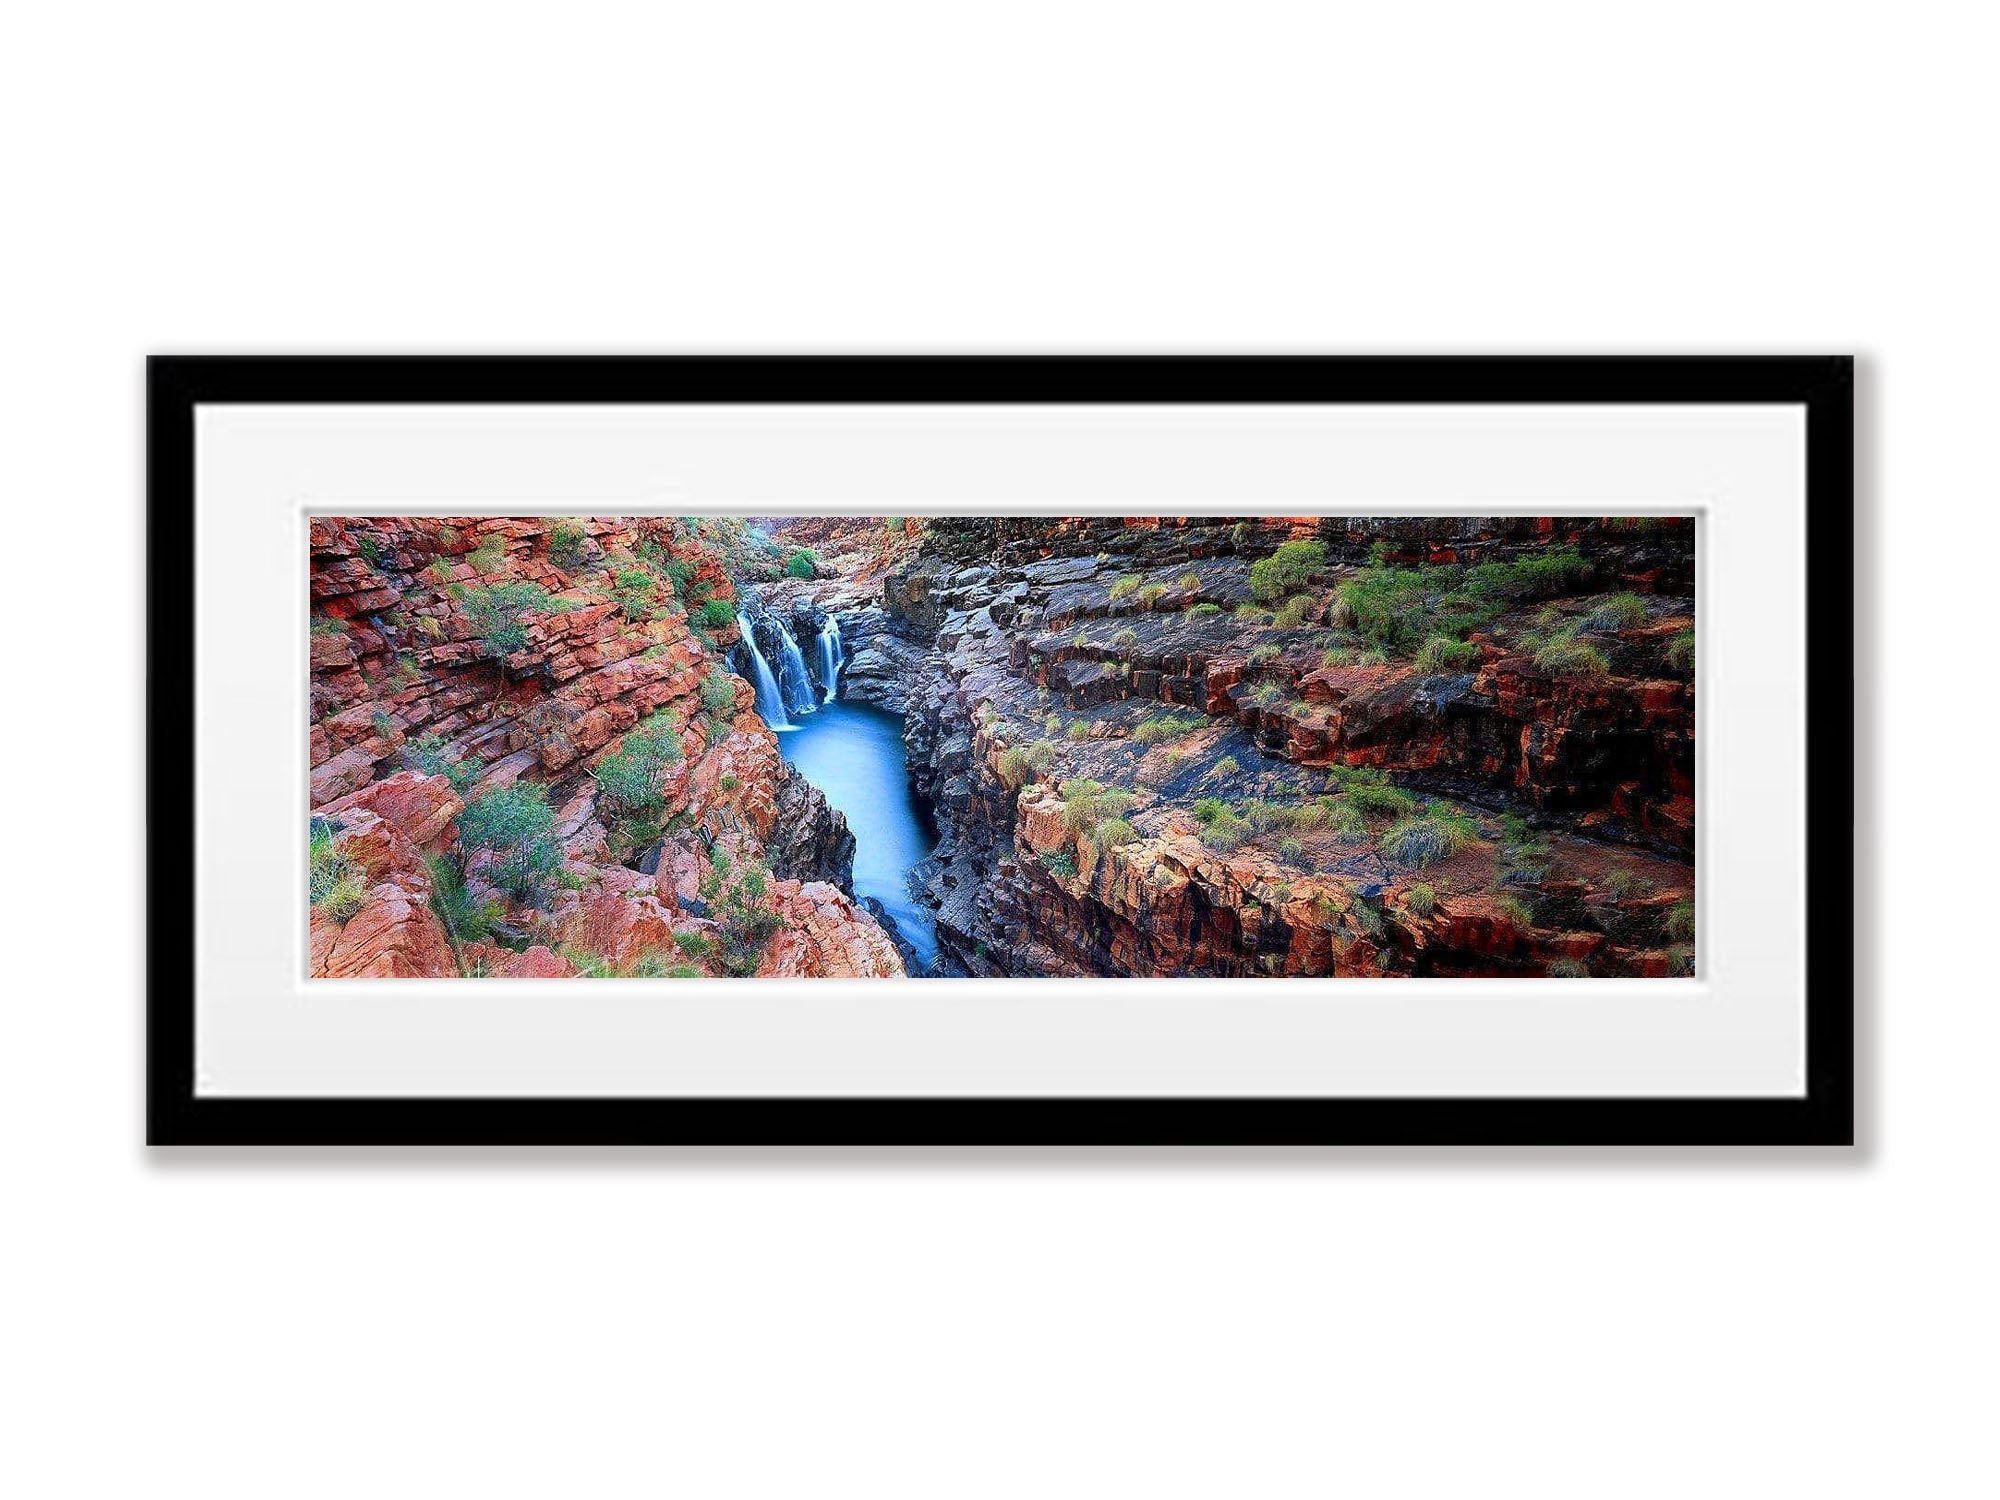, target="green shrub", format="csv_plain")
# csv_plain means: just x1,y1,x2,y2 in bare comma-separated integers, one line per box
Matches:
1548,957,1590,978
1404,883,1437,918
1212,755,1240,776
1494,895,1534,930
700,669,738,718
1667,629,1696,674
356,533,385,568
1025,739,1058,771
1345,781,1417,818
1041,848,1077,879
1326,801,1369,840
425,852,502,949
672,930,714,958
1320,646,1355,670
1249,642,1281,665
457,782,562,903
784,548,818,579
611,567,657,621
1112,627,1140,650
592,714,684,820
1277,835,1307,865
428,558,456,585
405,734,483,793
1533,636,1610,678
697,597,736,629
1378,807,1478,866
1667,944,1696,977
1192,797,1229,824
467,534,508,574
1249,540,1327,601
1133,713,1206,745
309,615,347,638
1185,602,1223,619
995,745,1030,790
1198,807,1252,852
1234,604,1271,624
308,816,367,923
371,709,399,742
1602,870,1649,901
1175,572,1200,591
1109,574,1144,601
1414,635,1481,673
547,519,588,570
1666,901,1696,943
1467,547,1587,601
1084,817,1138,851
1138,583,1168,606
1064,721,1092,742
1586,592,1648,631
1060,778,1134,837
1272,593,1315,629
460,581,560,659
